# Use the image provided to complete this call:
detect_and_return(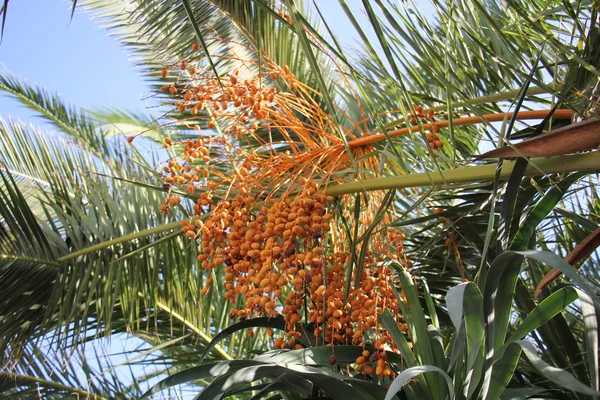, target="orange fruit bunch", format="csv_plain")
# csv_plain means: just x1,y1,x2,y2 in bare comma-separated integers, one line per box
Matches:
154,42,422,377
